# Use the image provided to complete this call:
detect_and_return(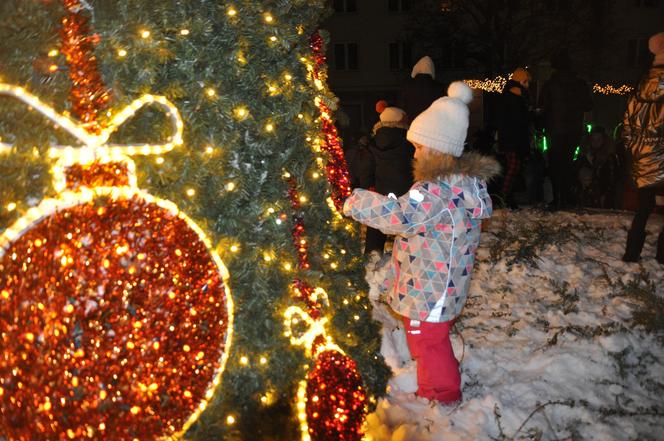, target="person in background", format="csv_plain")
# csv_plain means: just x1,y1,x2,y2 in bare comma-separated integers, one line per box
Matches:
496,67,532,209
361,105,413,259
399,55,447,123
574,126,621,208
344,82,500,404
343,132,374,190
622,32,664,264
539,50,593,210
